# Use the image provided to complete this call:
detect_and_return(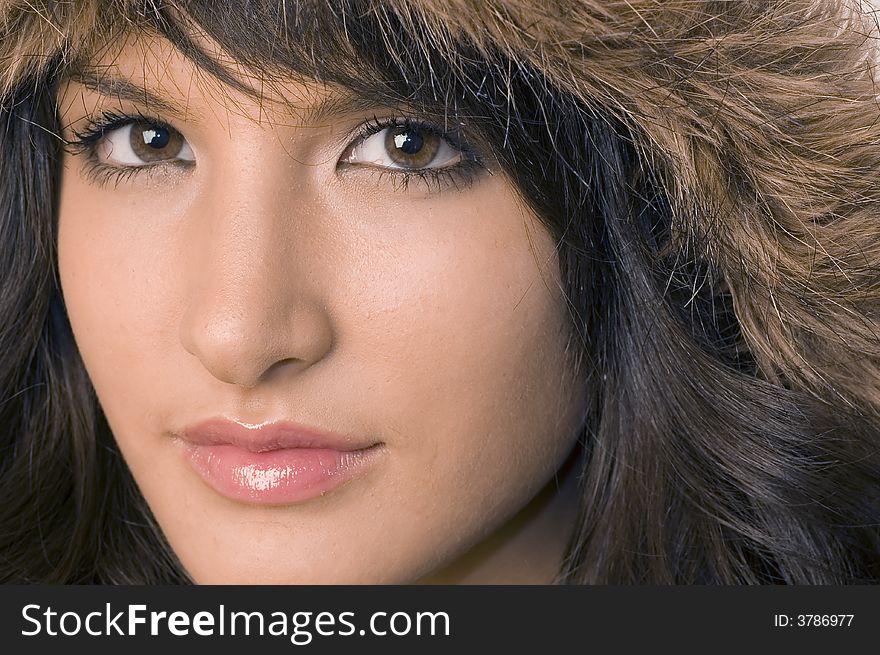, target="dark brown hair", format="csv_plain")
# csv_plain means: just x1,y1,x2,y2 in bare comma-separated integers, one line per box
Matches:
1,0,879,583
